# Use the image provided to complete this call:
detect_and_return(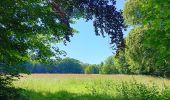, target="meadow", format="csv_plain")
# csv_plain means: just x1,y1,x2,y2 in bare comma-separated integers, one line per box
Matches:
13,74,170,100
